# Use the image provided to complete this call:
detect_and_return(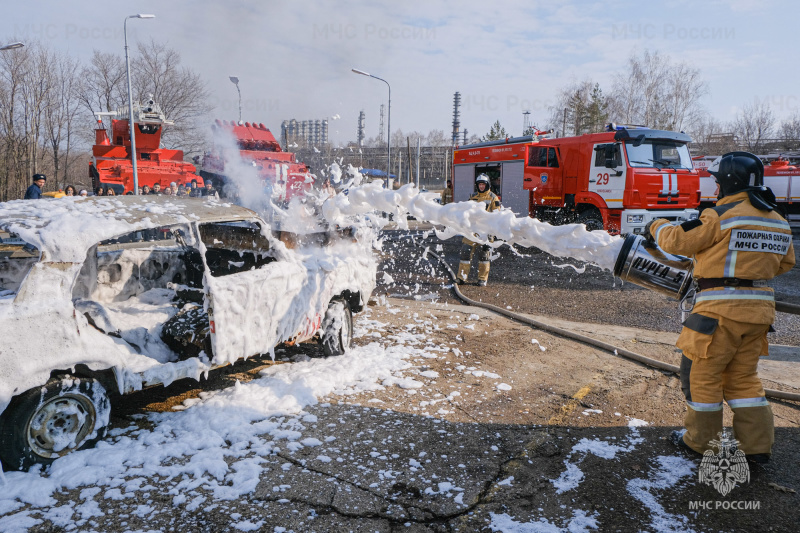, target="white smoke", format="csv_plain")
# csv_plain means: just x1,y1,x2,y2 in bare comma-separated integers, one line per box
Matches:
210,128,276,216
